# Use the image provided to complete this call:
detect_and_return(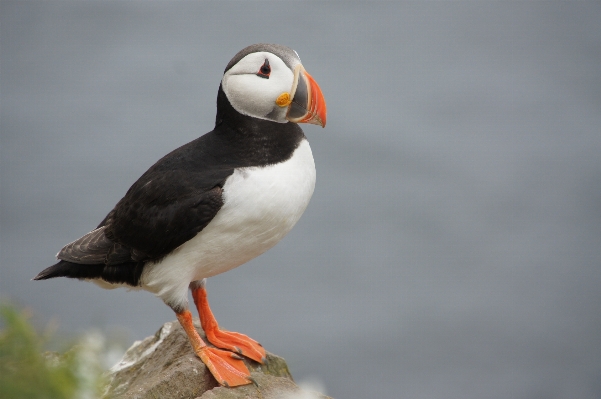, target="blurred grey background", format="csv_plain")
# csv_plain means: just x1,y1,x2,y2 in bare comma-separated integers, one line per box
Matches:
2,1,601,398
